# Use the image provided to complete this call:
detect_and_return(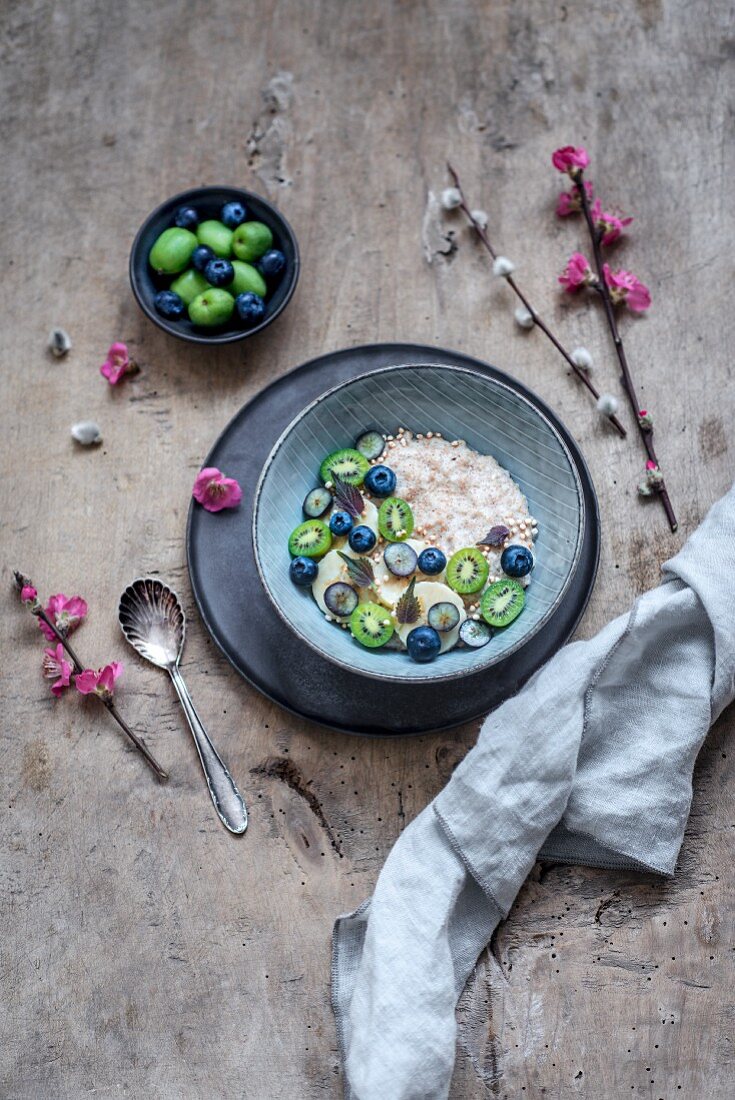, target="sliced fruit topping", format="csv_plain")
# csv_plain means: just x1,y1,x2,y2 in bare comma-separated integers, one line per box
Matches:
303,486,332,518
384,542,418,578
289,556,318,587
446,547,489,595
355,429,385,461
394,578,421,626
349,602,394,648
500,545,534,577
459,619,494,648
480,579,525,627
417,547,446,576
378,497,414,542
329,510,354,536
288,519,332,559
319,448,370,487
364,464,396,498
348,525,377,554
477,525,510,548
337,552,375,589
324,582,359,617
332,475,364,519
427,602,460,632
406,625,441,663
